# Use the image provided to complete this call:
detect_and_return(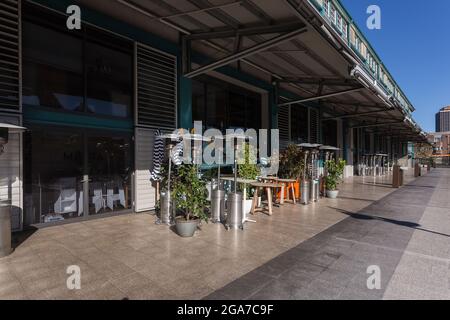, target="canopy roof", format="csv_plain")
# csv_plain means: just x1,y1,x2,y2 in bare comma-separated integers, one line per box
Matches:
78,0,427,142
